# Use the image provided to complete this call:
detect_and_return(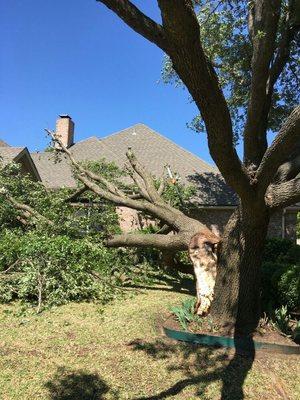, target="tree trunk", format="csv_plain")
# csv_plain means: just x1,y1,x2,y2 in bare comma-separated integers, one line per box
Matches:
210,204,270,336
